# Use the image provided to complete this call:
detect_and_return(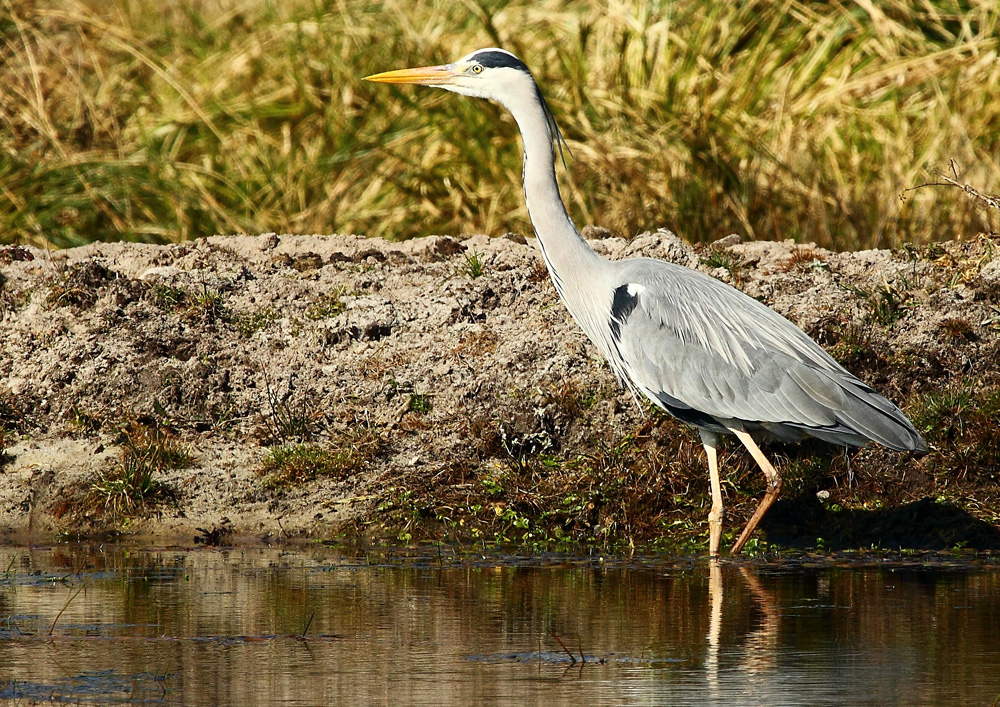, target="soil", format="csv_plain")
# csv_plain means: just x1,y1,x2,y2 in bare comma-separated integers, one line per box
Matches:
1,230,998,550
